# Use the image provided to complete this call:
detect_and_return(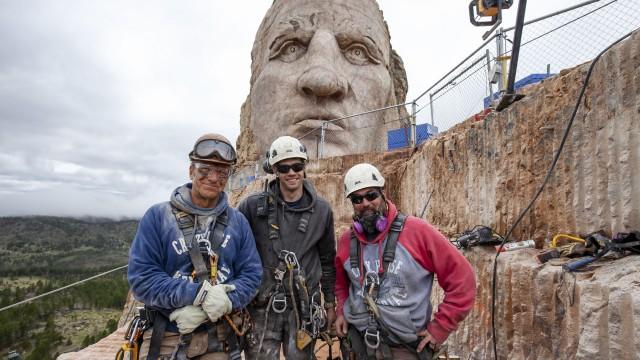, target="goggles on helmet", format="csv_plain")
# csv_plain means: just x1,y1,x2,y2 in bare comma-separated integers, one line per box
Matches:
191,139,237,164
